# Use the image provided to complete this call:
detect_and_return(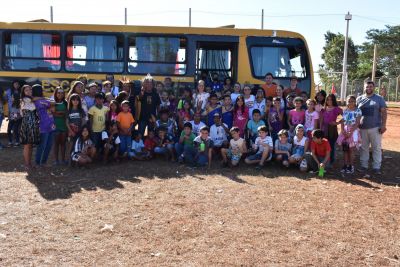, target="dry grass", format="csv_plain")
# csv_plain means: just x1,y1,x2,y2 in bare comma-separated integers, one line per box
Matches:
1,109,400,266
